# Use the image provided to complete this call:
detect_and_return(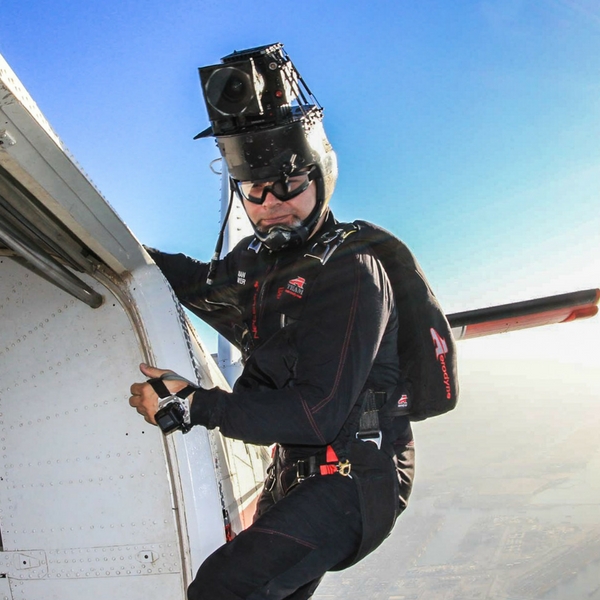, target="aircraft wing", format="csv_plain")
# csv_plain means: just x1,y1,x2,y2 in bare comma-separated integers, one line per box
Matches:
448,288,600,340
